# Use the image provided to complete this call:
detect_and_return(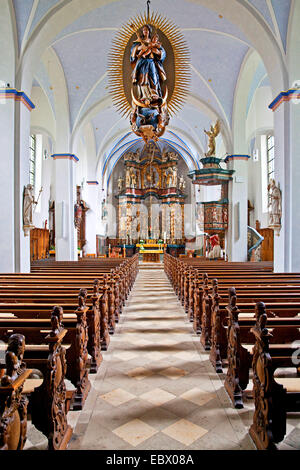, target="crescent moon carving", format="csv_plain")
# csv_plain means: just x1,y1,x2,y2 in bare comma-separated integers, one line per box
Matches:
131,88,168,108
